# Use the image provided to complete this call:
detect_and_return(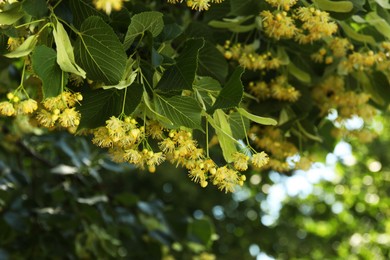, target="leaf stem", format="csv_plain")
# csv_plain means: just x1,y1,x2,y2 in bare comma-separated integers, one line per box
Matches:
15,19,47,28
121,87,128,115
